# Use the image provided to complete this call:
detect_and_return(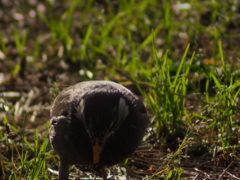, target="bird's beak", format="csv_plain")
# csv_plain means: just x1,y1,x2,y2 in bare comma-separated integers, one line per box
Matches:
93,138,101,164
